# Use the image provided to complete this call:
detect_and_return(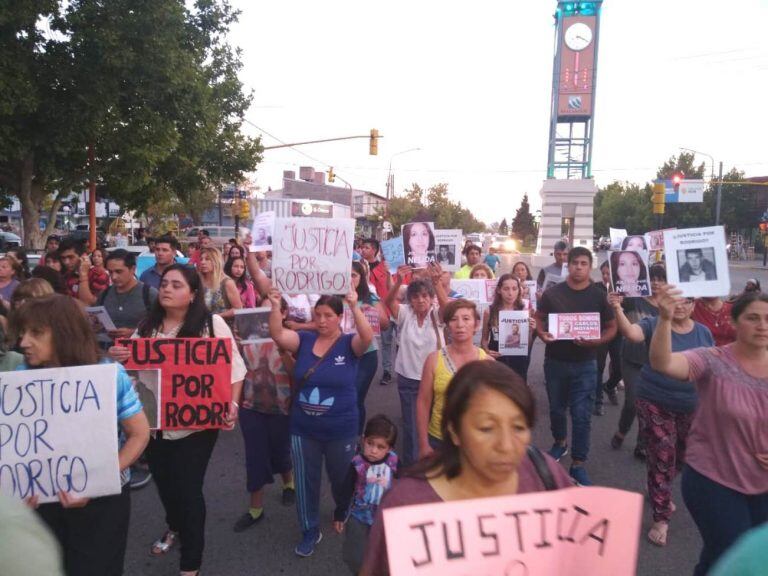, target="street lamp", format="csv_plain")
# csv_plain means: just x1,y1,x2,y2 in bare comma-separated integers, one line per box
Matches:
386,148,421,199
679,147,724,225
